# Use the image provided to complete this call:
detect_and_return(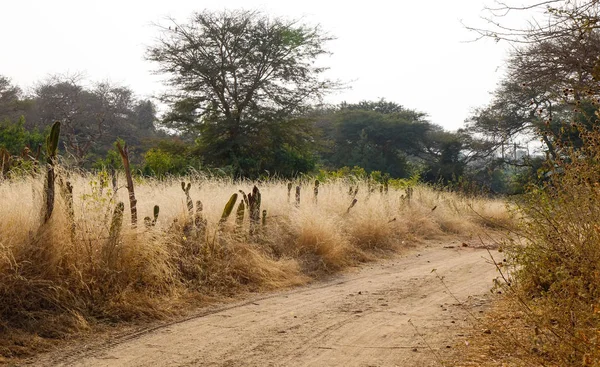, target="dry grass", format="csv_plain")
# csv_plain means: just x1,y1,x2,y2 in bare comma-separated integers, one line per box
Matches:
453,130,600,367
0,172,513,359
